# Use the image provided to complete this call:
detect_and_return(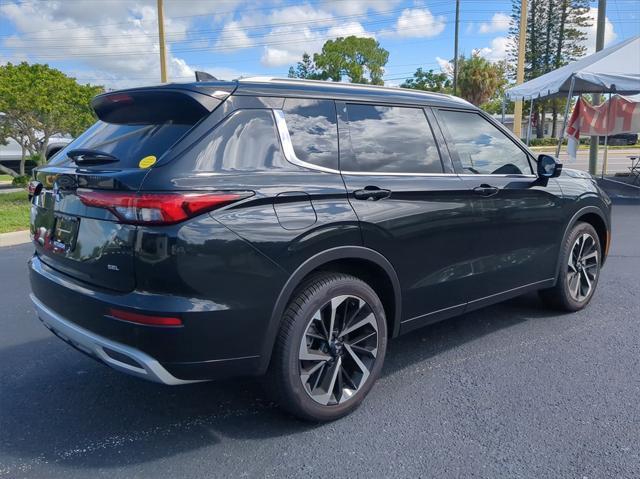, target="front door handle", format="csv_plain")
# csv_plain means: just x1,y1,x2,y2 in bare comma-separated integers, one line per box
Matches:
354,186,391,201
473,184,499,197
